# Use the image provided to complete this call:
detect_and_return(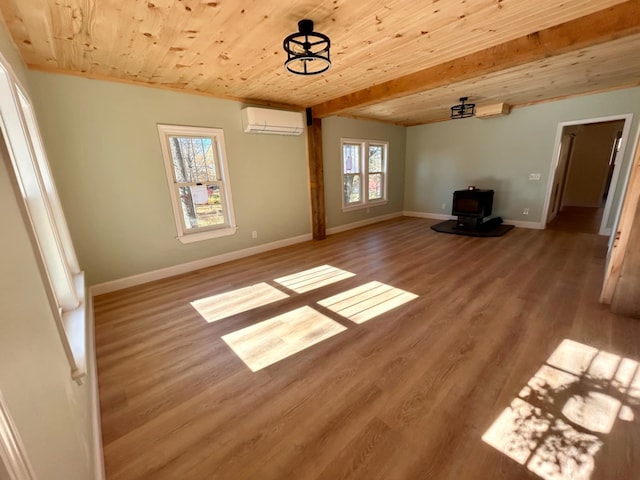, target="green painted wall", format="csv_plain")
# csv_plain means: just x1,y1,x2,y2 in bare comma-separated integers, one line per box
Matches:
25,72,640,285
322,116,406,228
0,26,95,480
405,87,640,226
27,72,311,285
